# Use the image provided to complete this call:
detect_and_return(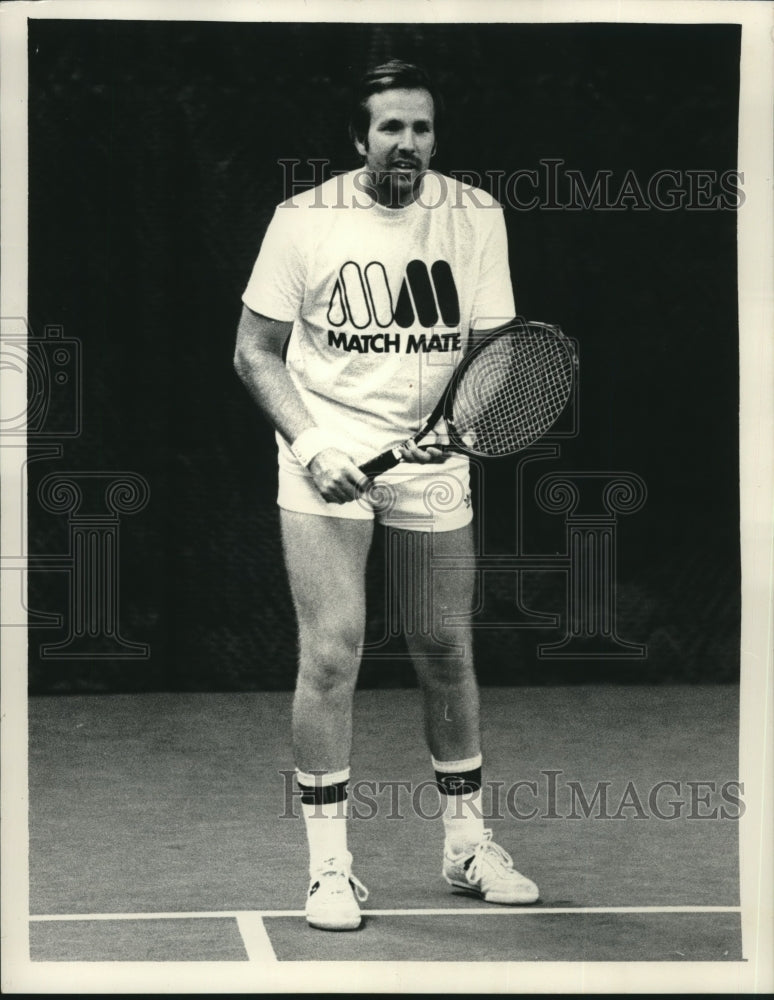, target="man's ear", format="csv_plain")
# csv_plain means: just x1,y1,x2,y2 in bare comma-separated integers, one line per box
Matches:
354,135,368,158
